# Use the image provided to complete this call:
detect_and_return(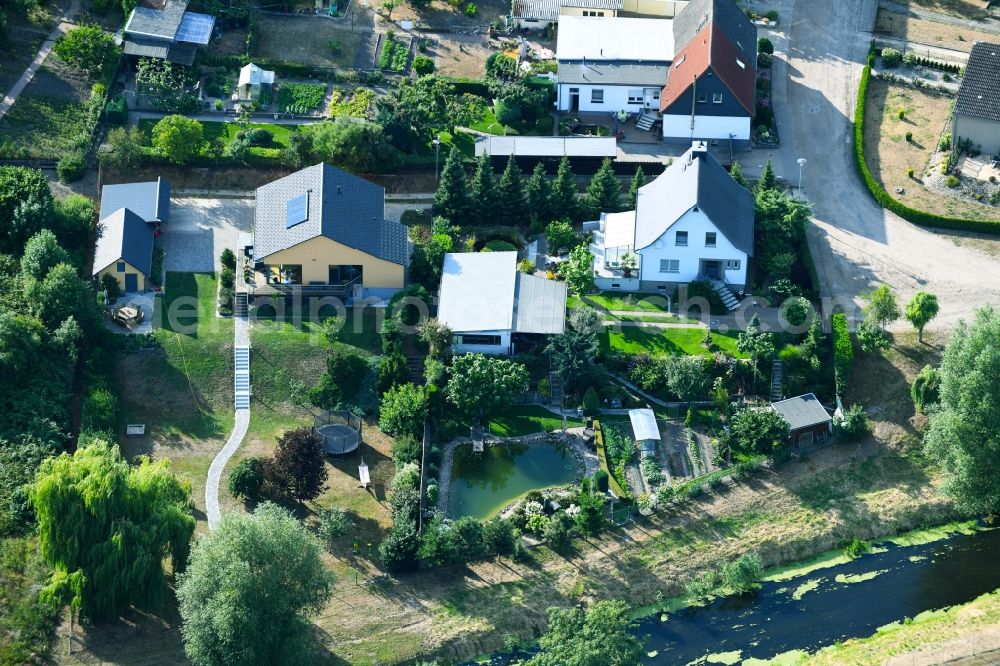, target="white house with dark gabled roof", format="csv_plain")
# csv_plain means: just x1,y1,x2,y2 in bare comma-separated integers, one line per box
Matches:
952,41,1000,157
590,141,754,294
